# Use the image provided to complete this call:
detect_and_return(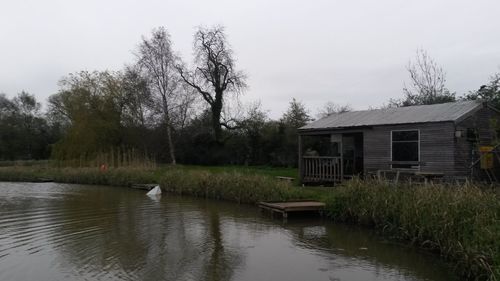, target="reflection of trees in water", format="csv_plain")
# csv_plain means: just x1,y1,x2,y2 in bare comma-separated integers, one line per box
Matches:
32,185,452,281
201,208,242,281
48,188,243,281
